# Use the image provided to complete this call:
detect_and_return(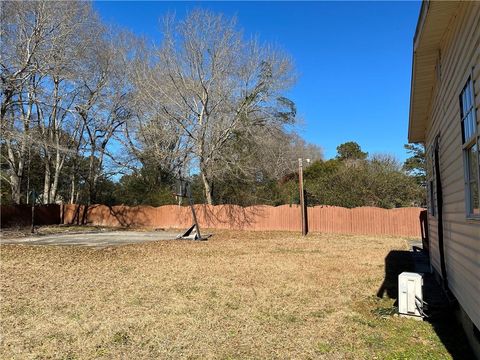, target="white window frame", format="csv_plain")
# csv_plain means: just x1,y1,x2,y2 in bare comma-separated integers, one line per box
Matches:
460,74,480,219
